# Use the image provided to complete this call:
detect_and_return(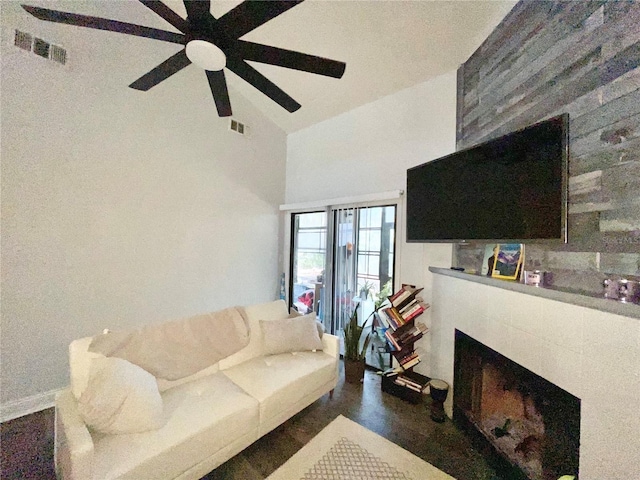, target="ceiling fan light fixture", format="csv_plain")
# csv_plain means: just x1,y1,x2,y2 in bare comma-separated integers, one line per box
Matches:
185,40,226,71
